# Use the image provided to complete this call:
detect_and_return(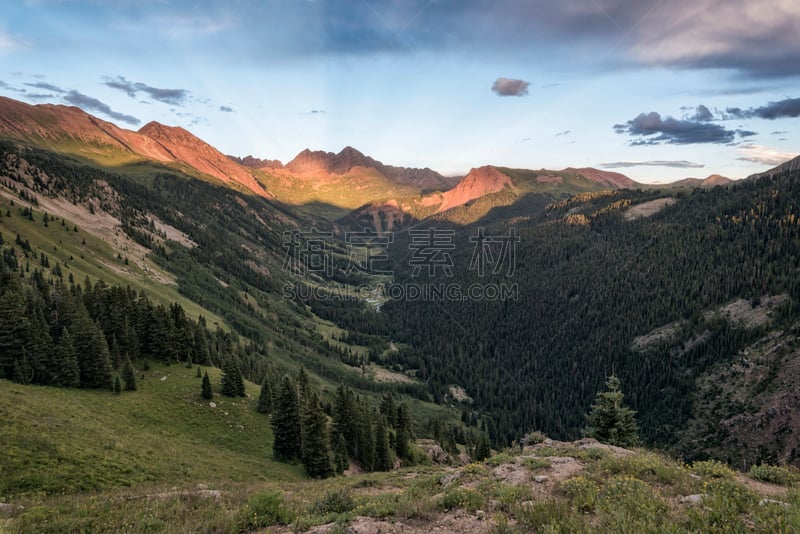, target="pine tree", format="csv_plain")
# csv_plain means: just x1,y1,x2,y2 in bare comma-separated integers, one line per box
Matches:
256,377,273,414
473,431,492,462
301,393,334,478
201,371,213,400
583,375,639,448
394,403,413,461
122,356,137,391
332,384,357,458
332,432,349,474
356,398,375,471
374,415,393,471
272,375,301,462
54,328,80,387
113,375,122,394
220,357,240,397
